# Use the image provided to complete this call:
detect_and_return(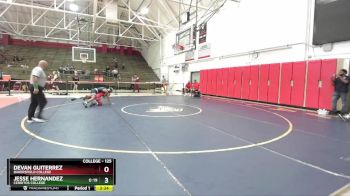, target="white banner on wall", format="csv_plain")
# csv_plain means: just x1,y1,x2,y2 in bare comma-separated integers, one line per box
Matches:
185,50,195,61
198,43,211,59
199,22,207,44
